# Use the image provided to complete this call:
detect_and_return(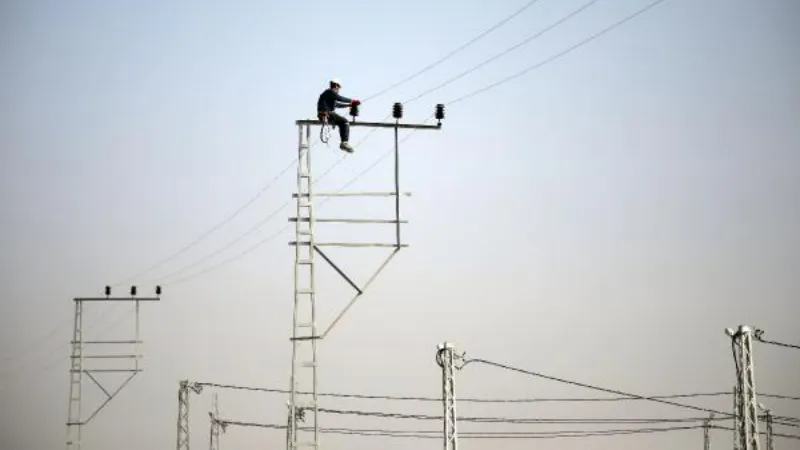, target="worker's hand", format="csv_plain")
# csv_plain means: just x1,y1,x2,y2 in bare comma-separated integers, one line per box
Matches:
351,99,361,106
